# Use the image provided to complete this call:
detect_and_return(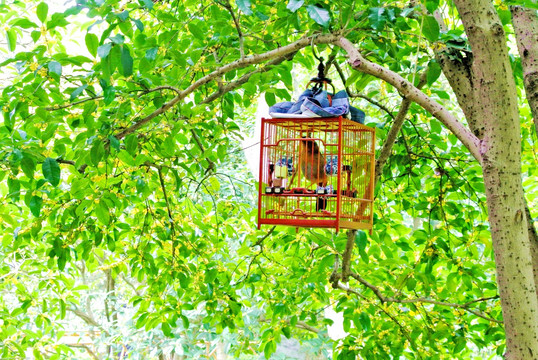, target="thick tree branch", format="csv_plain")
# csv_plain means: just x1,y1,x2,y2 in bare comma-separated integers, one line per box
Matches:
294,320,320,334
335,37,482,164
115,34,339,140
